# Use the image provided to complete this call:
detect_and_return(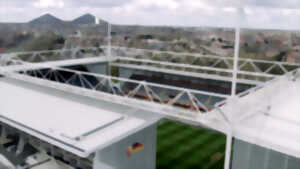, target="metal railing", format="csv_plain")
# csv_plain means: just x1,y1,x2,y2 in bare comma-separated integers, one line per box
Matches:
0,47,106,63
